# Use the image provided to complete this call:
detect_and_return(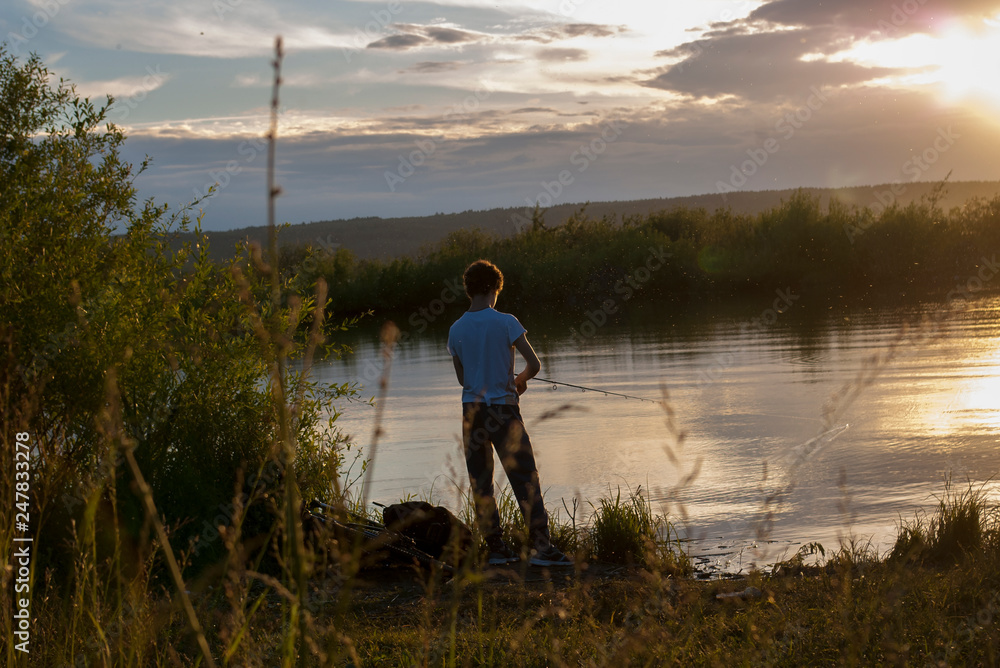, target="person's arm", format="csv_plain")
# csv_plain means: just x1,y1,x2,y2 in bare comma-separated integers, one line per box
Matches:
513,333,540,395
452,355,464,386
